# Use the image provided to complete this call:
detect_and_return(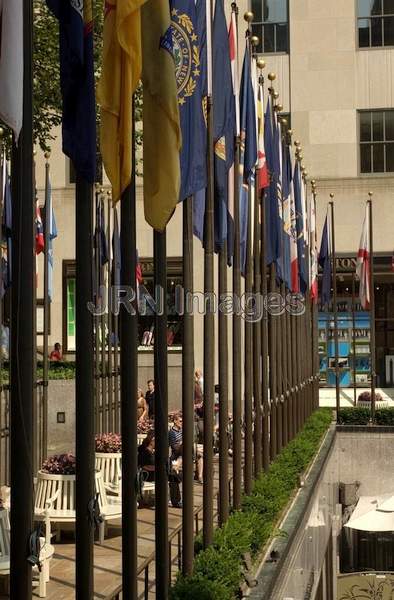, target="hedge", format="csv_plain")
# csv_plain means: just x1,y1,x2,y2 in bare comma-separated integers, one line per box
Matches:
170,408,333,600
338,406,394,426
